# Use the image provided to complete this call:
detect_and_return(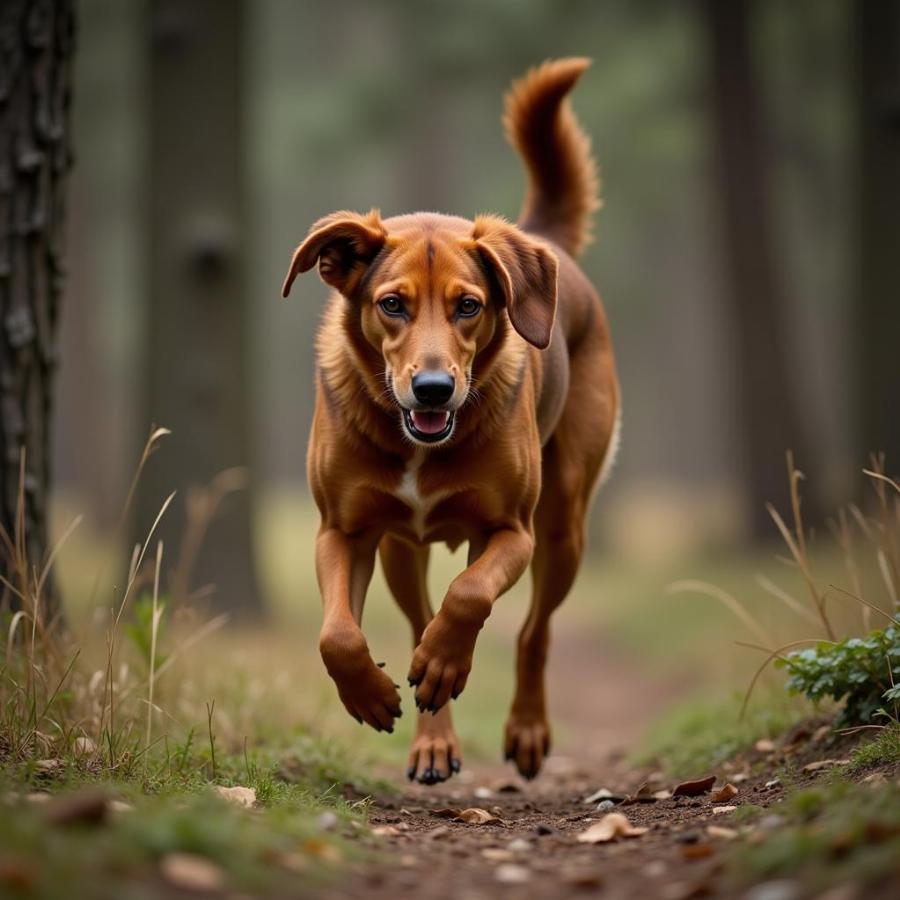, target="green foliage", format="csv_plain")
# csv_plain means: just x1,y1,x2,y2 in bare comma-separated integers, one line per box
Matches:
638,692,806,778
846,723,900,774
776,626,900,726
125,593,168,670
